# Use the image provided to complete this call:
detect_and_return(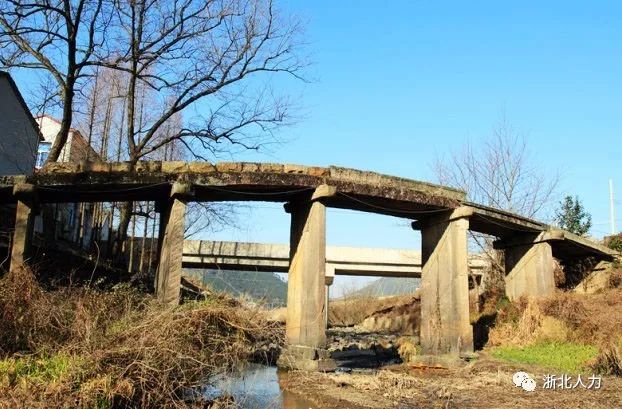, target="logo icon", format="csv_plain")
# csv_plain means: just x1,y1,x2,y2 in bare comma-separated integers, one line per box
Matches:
513,371,536,392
